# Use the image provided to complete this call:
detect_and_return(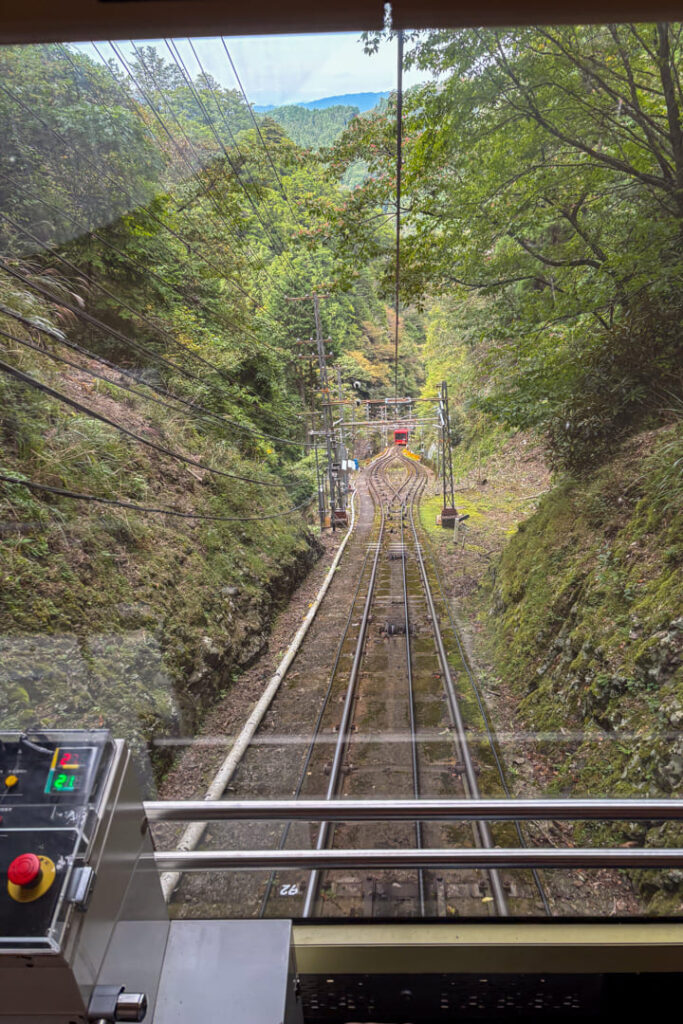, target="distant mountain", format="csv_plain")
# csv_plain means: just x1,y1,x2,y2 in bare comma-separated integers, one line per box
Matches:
301,92,390,112
255,91,390,114
261,104,359,150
